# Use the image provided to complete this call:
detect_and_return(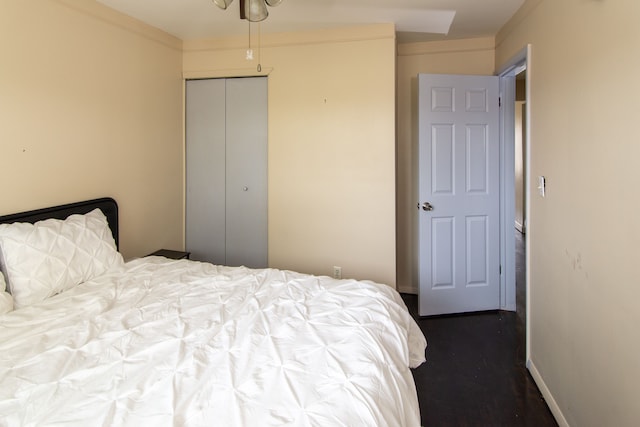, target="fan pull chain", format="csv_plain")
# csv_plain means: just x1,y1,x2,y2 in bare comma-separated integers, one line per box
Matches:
257,22,262,72
246,21,253,60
